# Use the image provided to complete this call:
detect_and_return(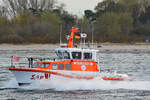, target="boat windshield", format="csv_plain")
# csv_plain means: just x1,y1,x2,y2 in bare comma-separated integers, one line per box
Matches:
56,50,63,59
72,52,81,59
84,52,92,59
63,51,70,59
56,50,70,59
